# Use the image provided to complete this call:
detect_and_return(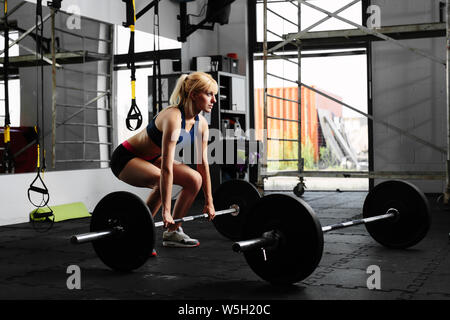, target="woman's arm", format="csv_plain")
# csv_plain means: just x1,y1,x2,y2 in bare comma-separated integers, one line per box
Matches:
196,116,215,219
159,110,180,227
